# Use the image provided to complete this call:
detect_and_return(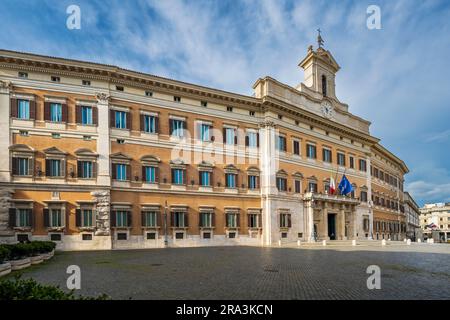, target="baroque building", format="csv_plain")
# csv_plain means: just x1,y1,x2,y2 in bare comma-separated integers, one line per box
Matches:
420,203,450,242
0,43,409,250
